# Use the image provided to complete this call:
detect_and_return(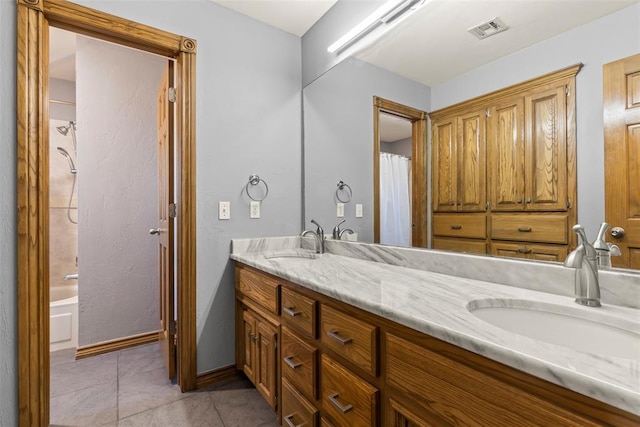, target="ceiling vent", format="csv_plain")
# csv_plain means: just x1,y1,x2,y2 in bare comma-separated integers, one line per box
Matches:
468,17,509,40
